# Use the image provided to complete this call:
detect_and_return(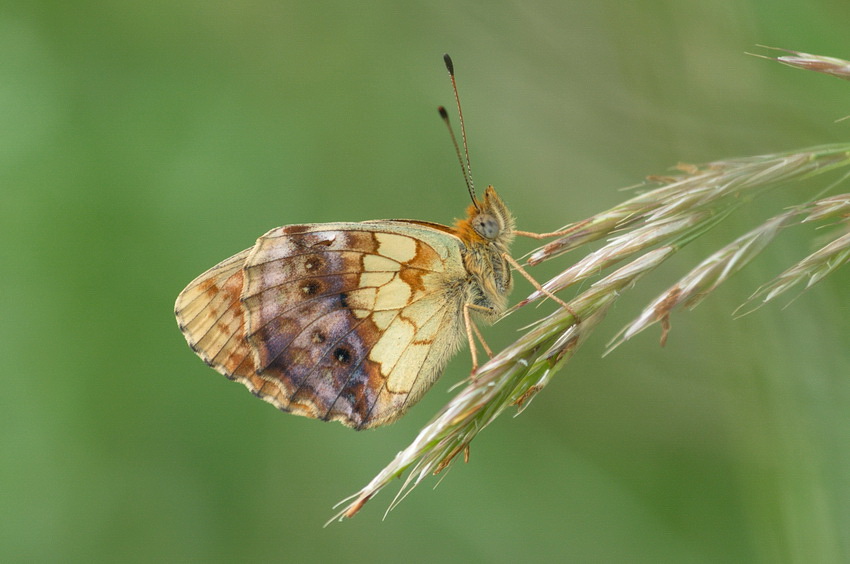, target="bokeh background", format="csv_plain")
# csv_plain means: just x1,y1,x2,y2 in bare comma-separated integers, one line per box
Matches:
3,1,850,562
